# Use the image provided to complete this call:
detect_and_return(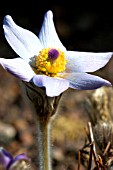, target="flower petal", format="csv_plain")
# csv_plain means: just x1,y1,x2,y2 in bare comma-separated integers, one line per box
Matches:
0,58,35,81
0,147,13,168
3,15,43,62
61,73,112,90
39,10,66,51
65,51,113,72
14,153,30,162
33,75,69,97
9,153,30,169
